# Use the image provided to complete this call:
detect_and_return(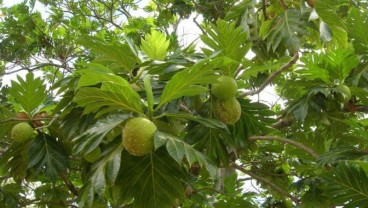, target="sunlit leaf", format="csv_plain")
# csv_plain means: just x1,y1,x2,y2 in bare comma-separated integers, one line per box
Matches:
141,30,170,60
